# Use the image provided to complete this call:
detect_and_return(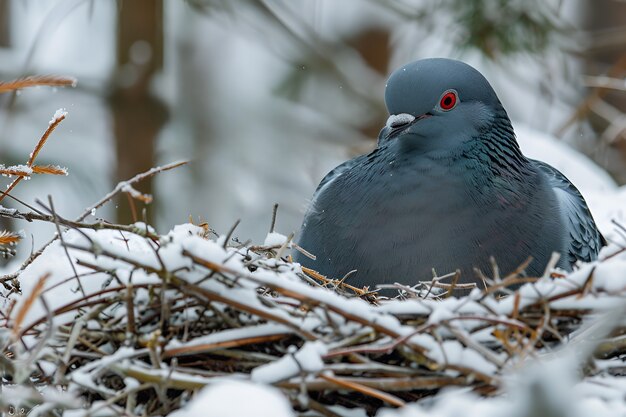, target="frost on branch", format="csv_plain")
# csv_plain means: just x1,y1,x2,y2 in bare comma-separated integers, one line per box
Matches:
49,108,68,125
